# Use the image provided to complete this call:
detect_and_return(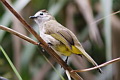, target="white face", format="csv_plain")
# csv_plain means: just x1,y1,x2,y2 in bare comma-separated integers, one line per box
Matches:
33,11,51,25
